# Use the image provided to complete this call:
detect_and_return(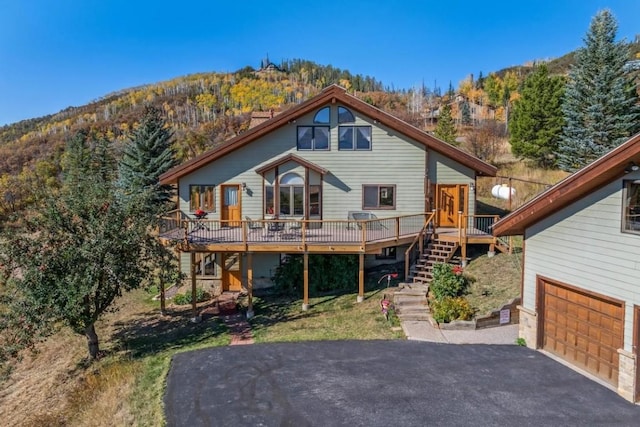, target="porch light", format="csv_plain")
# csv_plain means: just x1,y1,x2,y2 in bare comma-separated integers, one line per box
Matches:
625,162,639,173
241,182,247,191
